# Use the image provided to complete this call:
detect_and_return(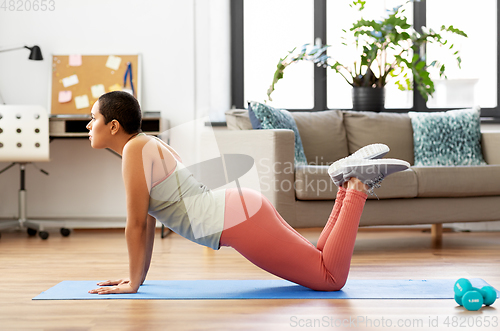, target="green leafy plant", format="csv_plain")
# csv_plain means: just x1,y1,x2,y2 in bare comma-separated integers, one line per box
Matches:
267,0,467,102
